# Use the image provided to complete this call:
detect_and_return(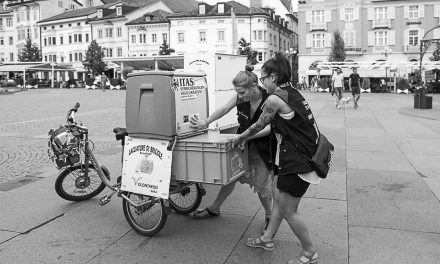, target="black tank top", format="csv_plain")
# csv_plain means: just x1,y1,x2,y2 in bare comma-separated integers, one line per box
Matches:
271,85,319,175
236,88,272,170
